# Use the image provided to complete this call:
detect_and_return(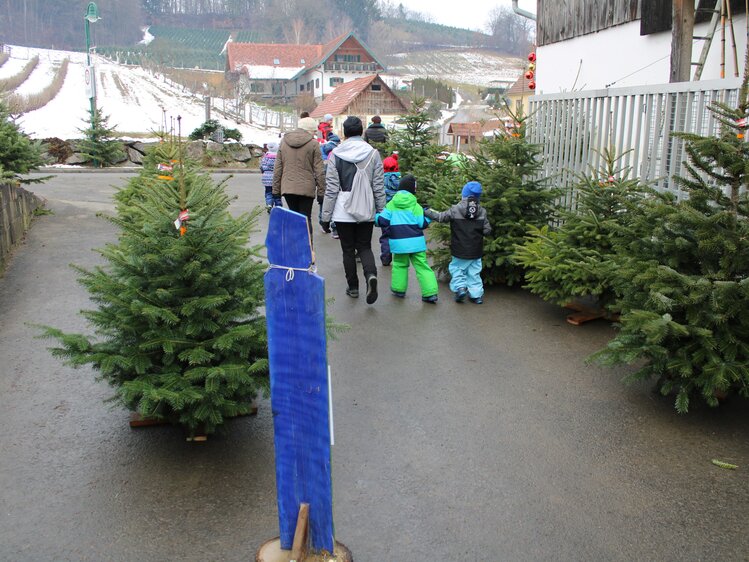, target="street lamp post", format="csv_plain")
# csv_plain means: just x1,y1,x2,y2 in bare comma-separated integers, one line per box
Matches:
84,2,100,124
